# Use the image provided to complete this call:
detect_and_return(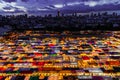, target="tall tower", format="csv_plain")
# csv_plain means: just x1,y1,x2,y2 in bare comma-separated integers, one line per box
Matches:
57,10,60,17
